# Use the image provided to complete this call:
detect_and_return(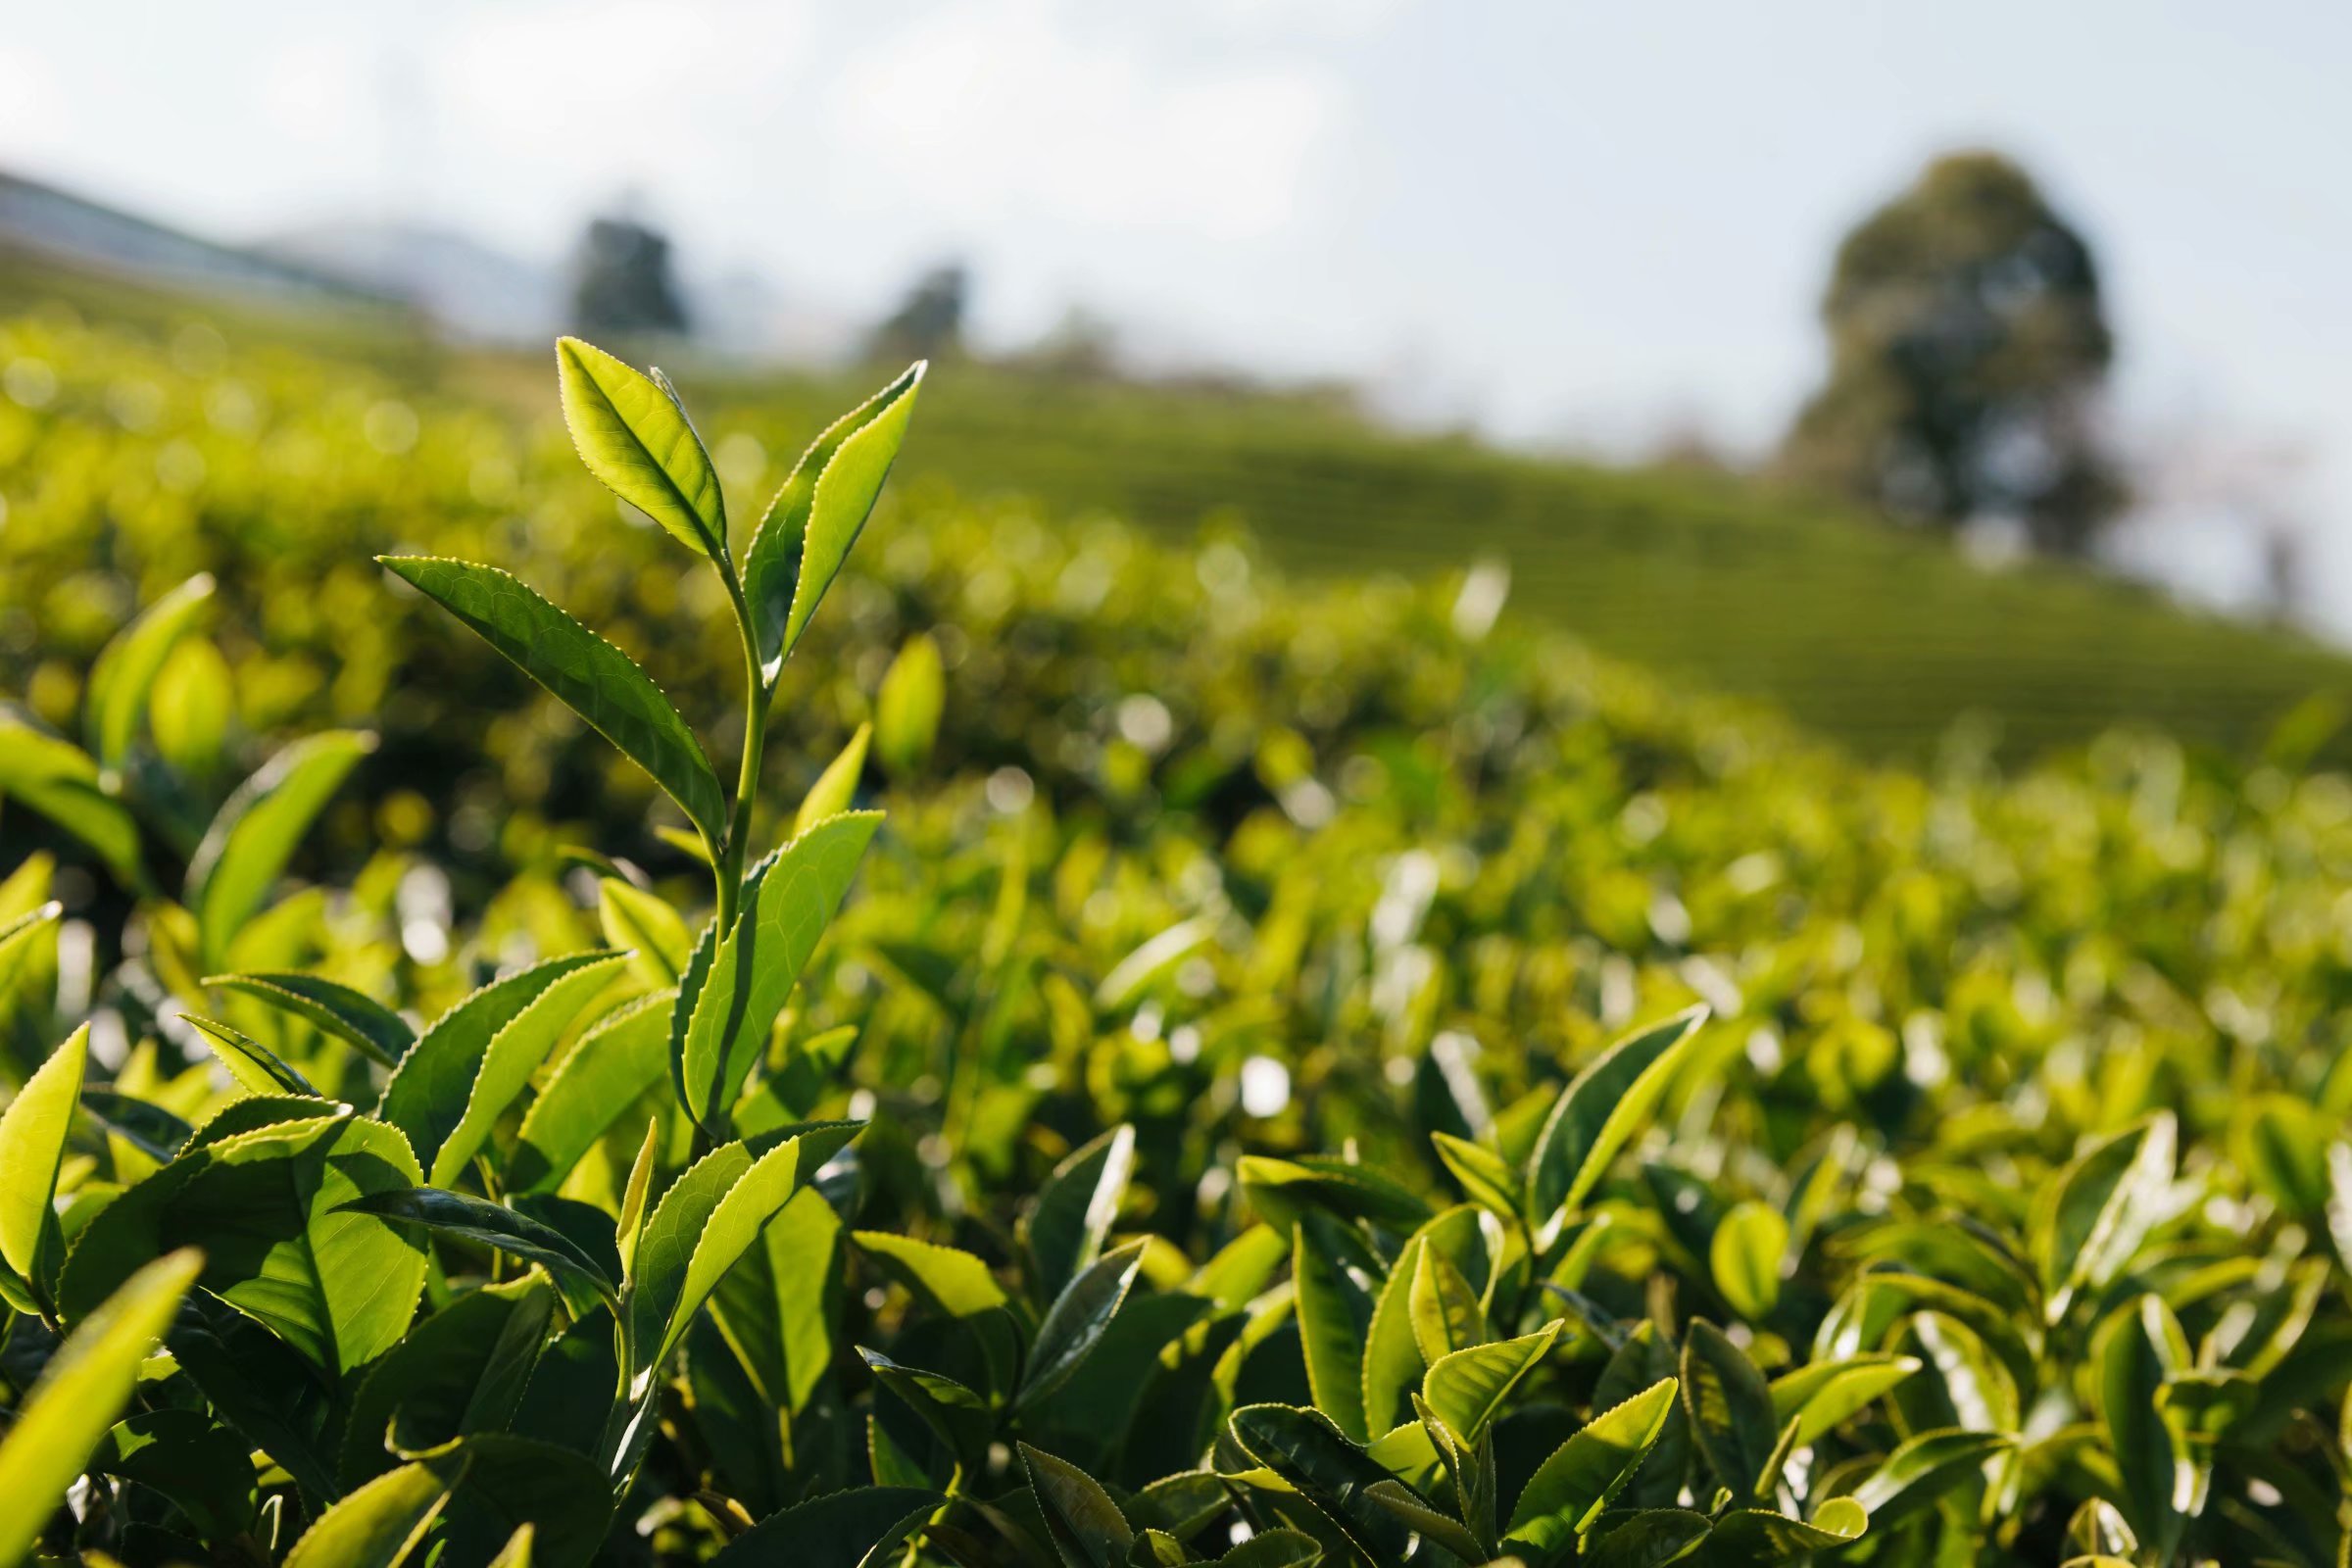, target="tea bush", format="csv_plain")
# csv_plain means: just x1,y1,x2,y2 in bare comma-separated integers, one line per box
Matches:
3,332,2352,1566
